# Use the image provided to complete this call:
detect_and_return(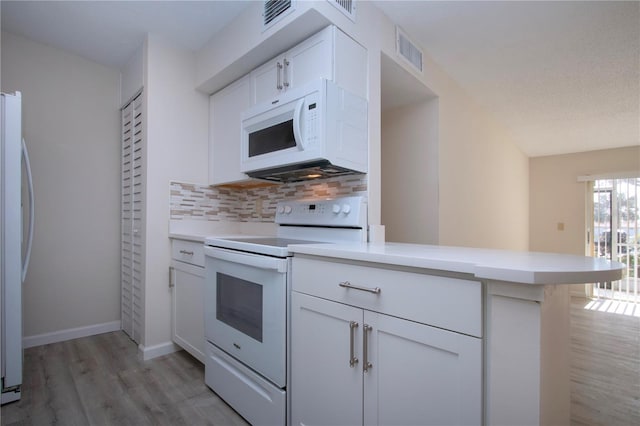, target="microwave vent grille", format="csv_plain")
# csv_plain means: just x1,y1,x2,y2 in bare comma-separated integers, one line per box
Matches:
328,0,356,21
263,0,293,28
396,26,423,73
246,160,364,183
